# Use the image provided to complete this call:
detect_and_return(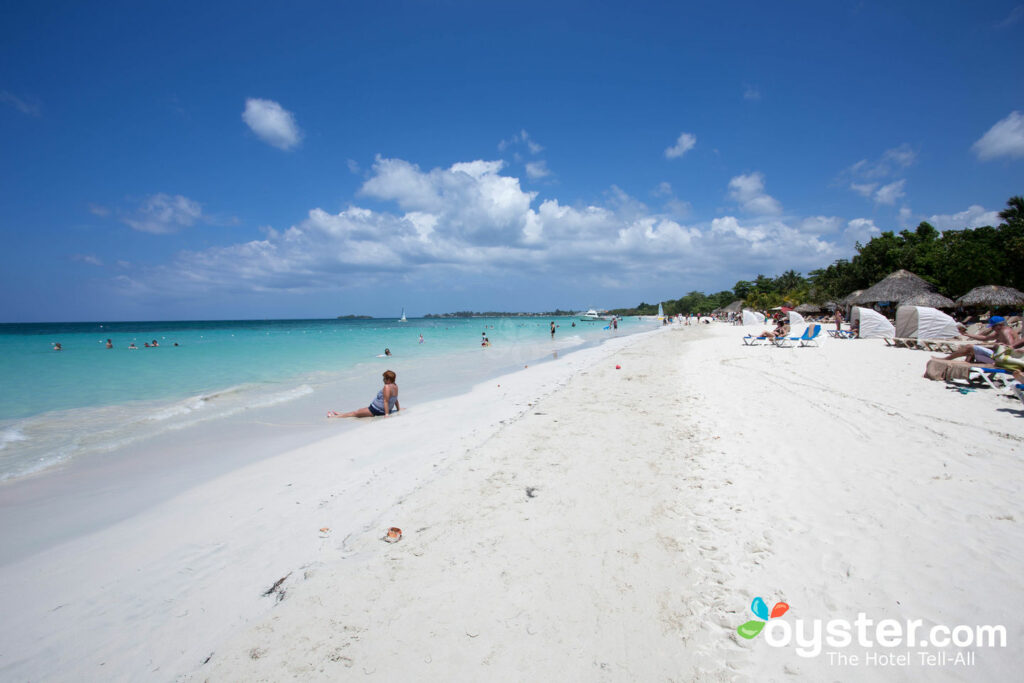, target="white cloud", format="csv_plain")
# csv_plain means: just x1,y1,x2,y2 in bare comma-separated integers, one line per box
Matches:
845,218,880,244
499,129,543,154
346,159,360,174
126,157,868,300
88,203,111,217
972,111,1024,161
799,216,843,234
653,181,672,197
926,204,1001,230
728,172,782,215
242,98,302,150
874,179,906,205
850,182,877,198
72,254,103,266
525,160,551,179
122,194,203,234
997,6,1024,28
898,206,914,227
0,90,41,116
743,84,761,101
665,132,697,159
845,143,916,180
